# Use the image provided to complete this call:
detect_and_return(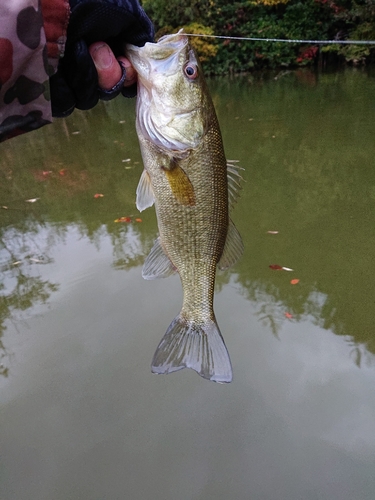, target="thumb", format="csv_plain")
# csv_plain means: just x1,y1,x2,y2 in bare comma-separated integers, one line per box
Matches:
89,42,122,90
